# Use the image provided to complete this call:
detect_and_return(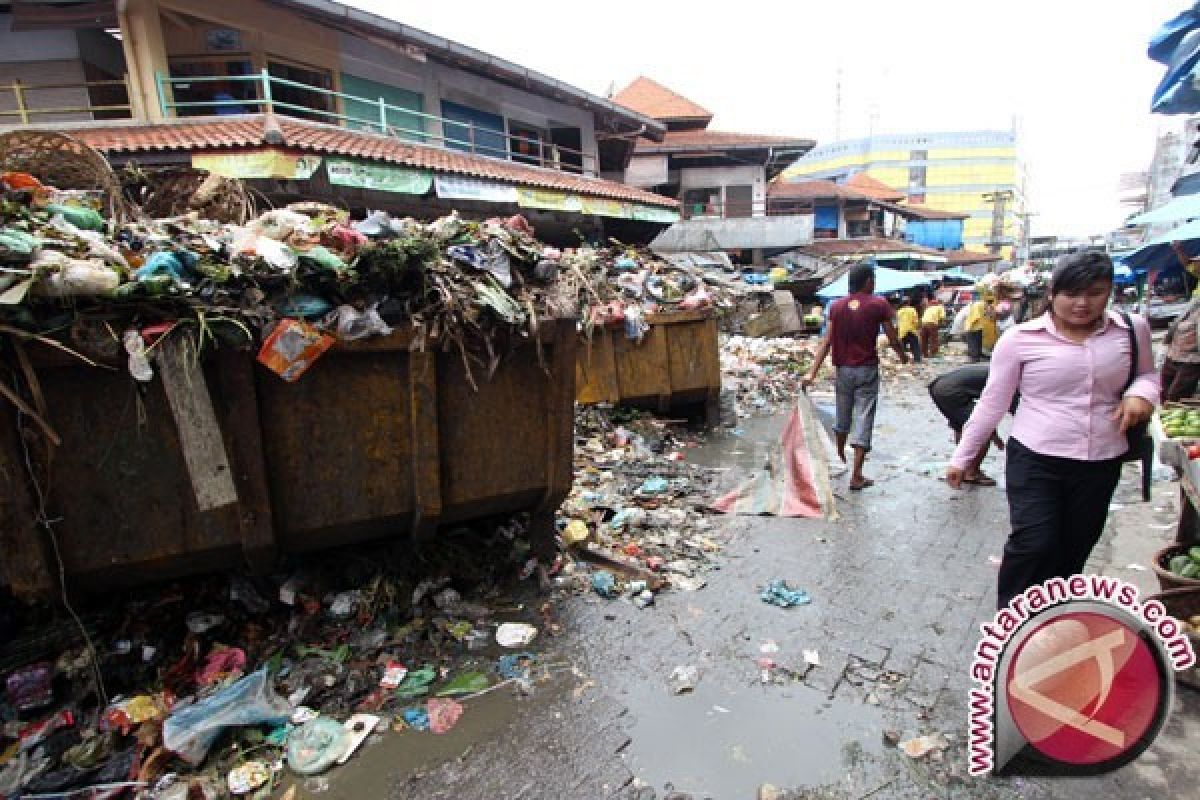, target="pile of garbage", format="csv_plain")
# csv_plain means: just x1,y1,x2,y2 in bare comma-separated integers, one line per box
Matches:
562,245,737,341
720,335,813,417
555,407,724,604
0,170,590,388
0,526,556,799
